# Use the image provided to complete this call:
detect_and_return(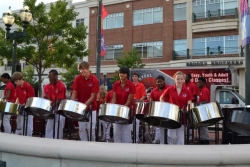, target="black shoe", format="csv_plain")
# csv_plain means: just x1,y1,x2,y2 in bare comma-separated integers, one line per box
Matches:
200,140,210,145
